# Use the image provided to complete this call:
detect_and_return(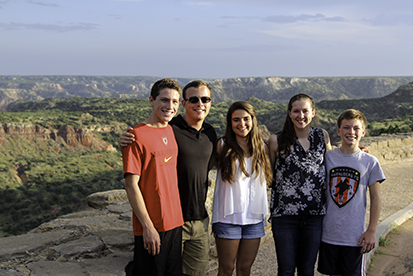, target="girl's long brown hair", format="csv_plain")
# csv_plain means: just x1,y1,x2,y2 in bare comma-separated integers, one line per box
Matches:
218,101,272,185
277,93,315,157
